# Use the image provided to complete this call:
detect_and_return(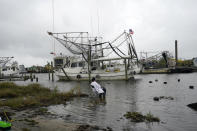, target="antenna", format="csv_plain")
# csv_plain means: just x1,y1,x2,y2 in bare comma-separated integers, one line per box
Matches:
97,8,100,37
52,0,55,55
90,15,94,37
